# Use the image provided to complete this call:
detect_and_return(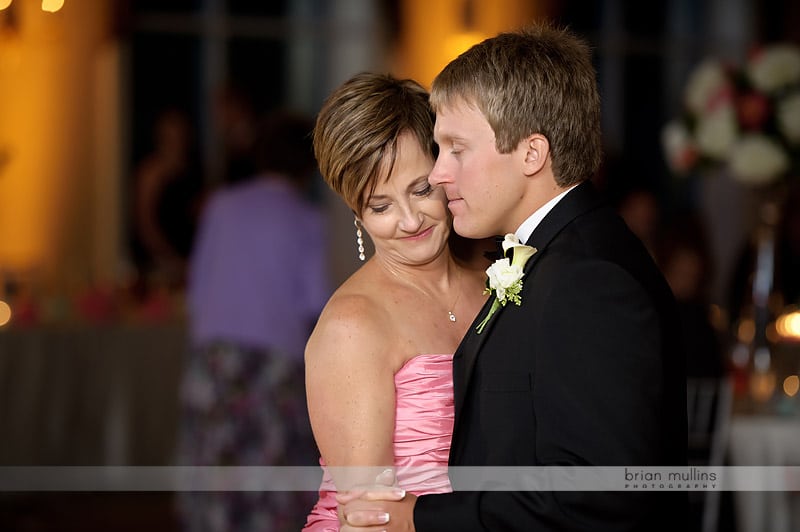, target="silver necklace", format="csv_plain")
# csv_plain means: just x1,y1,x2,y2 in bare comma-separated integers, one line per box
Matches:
394,262,462,323
447,267,462,322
